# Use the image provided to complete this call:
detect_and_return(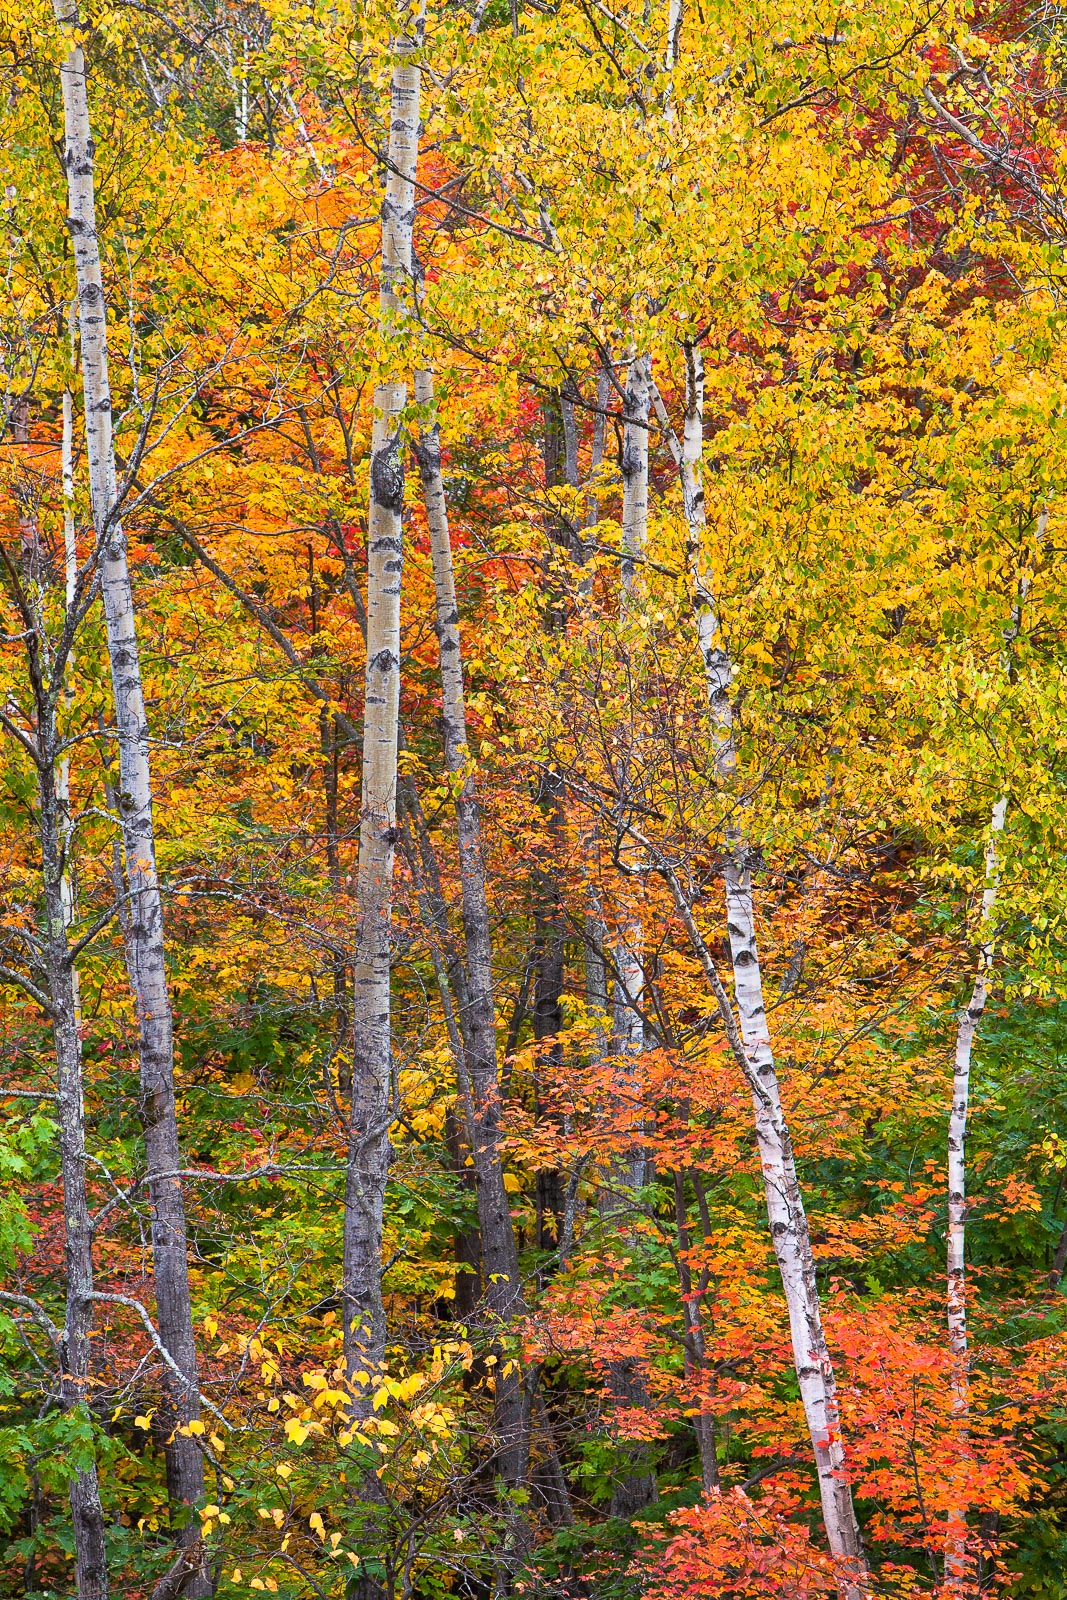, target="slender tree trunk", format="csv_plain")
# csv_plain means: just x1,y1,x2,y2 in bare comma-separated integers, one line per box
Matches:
413,372,528,1489
444,1109,483,1319
53,355,109,1595
673,1171,718,1492
944,798,1006,1590
614,350,651,1185
51,8,206,1575
12,441,111,1598
582,353,612,1048
534,391,576,1256
59,364,77,937
663,341,868,1593
48,840,110,1600
394,785,487,1318
4,519,109,1593
604,350,659,1517
341,4,419,1413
